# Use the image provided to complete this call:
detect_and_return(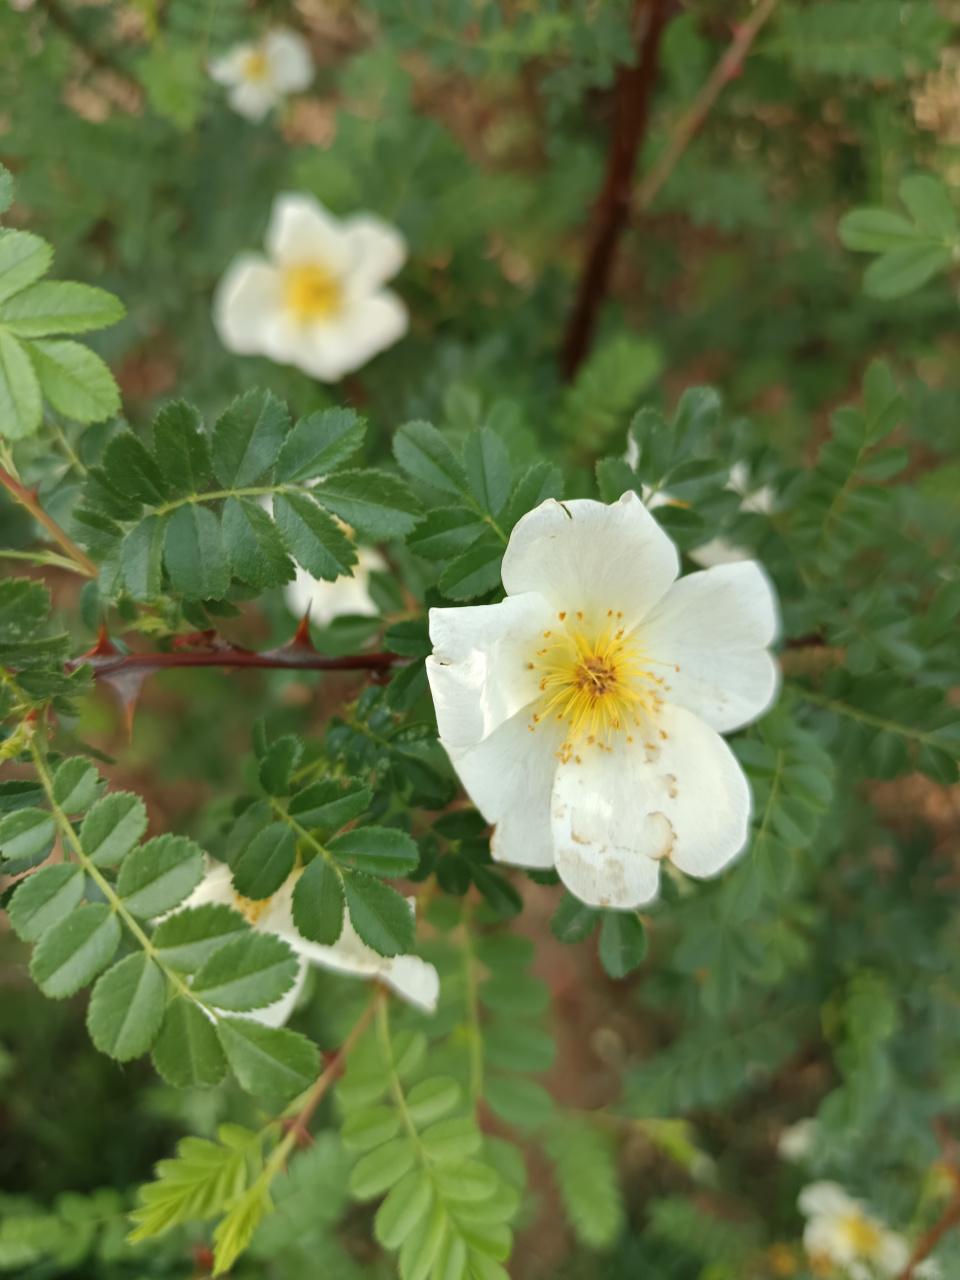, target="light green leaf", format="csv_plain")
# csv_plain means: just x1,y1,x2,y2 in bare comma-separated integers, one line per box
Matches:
80,792,148,866
7,862,85,942
152,996,228,1087
349,1137,416,1199
0,281,125,336
863,244,952,299
406,1077,462,1129
839,208,923,253
899,174,959,240
341,1106,401,1152
0,230,52,305
598,911,648,978
483,1076,553,1129
0,328,42,439
25,338,120,422
420,1118,482,1165
87,951,166,1060
52,756,100,814
0,166,13,214
30,902,120,998
216,1018,319,1099
116,833,205,917
0,807,55,861
164,504,231,600
341,870,415,957
152,902,248,973
191,933,298,1011
464,427,511,516
374,1170,433,1250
